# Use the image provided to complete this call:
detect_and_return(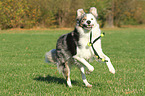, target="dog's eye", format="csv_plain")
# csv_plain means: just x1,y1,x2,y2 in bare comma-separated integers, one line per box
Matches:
83,19,86,21
91,18,93,20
